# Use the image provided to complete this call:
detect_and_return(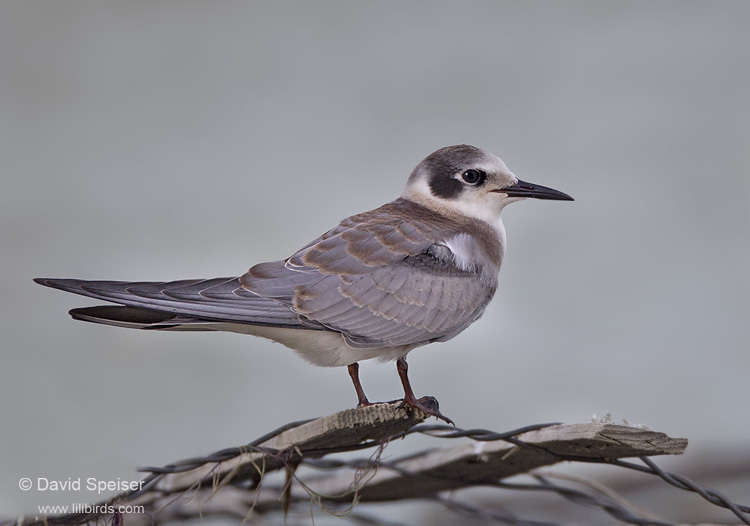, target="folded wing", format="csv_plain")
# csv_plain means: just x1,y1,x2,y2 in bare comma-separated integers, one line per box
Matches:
36,200,501,348
240,199,500,348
